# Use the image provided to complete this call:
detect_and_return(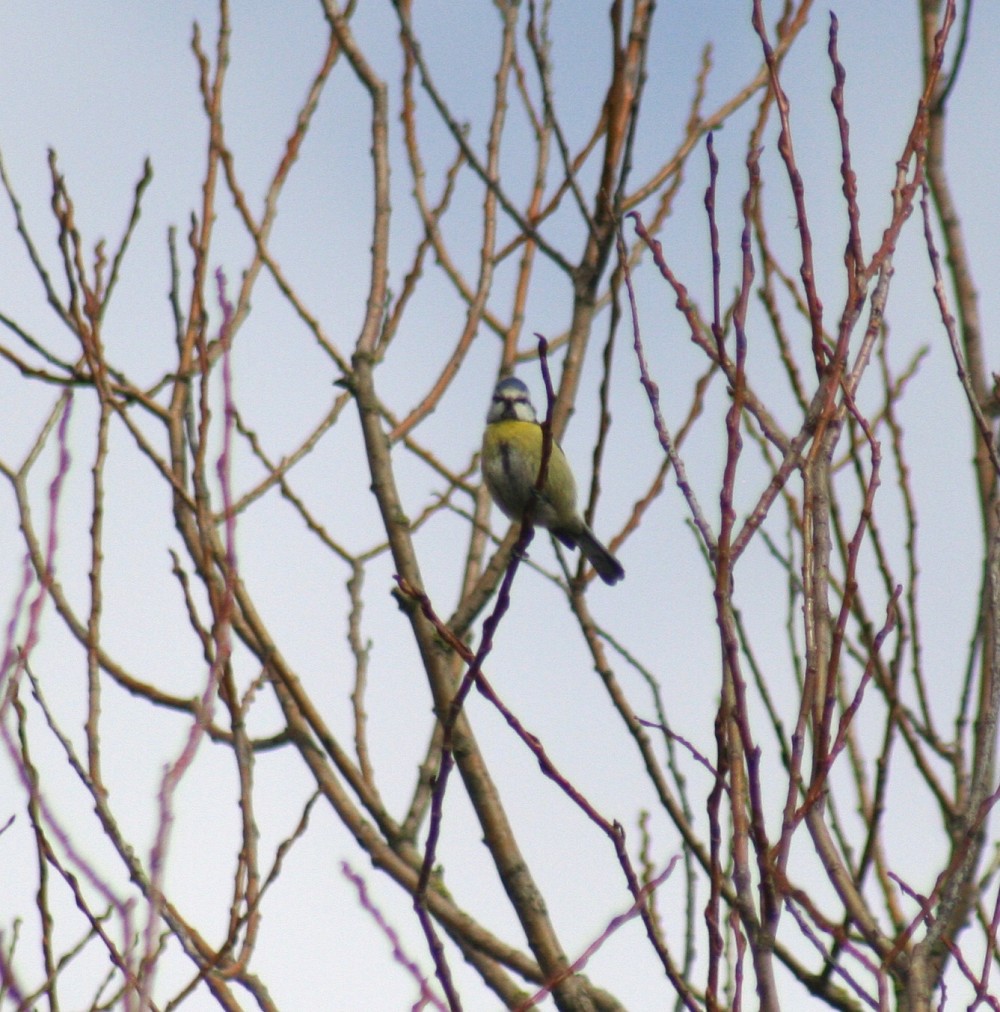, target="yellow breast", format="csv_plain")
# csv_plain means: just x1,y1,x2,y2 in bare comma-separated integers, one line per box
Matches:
481,419,577,528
